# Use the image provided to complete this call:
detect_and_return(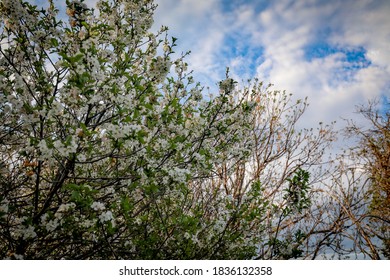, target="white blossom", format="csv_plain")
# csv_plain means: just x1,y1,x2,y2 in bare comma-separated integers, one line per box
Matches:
22,225,37,240
99,210,113,223
54,203,76,218
81,219,96,228
37,140,53,160
91,201,106,211
45,219,59,232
